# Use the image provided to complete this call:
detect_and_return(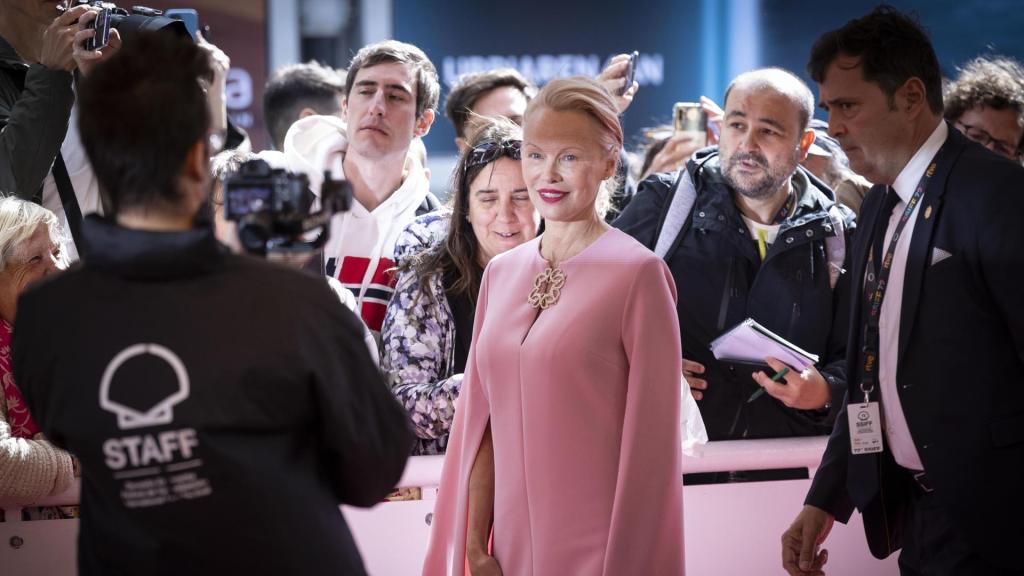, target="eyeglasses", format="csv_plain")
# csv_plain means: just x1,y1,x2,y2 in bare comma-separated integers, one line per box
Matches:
465,139,522,169
955,121,1021,160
